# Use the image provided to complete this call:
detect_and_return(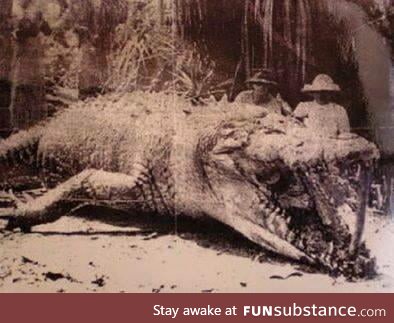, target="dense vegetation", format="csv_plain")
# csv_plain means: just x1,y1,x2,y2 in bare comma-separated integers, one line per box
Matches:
0,0,392,132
